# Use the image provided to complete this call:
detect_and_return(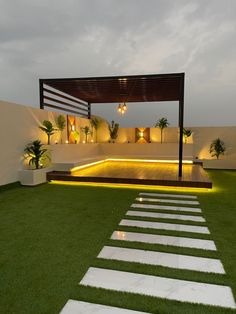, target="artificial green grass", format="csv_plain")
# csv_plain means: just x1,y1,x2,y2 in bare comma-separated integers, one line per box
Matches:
0,171,236,314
